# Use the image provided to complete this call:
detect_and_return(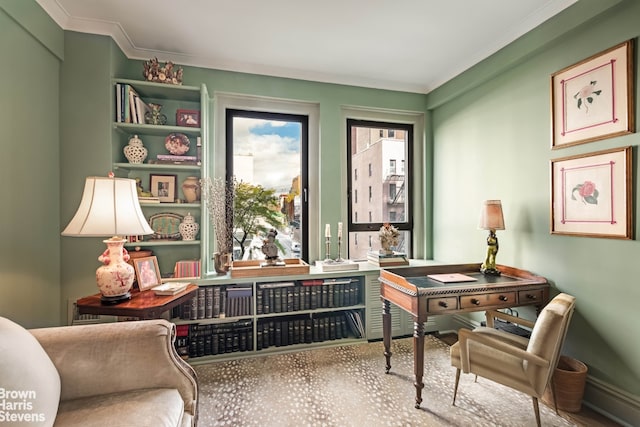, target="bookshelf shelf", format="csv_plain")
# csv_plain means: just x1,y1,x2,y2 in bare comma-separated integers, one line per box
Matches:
112,78,208,278
124,240,201,248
